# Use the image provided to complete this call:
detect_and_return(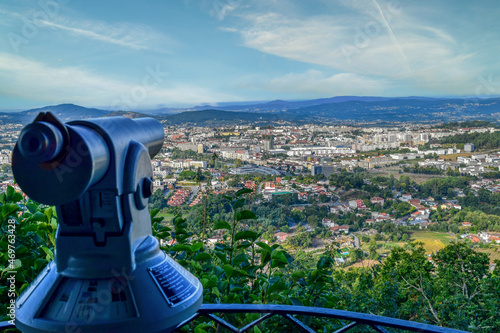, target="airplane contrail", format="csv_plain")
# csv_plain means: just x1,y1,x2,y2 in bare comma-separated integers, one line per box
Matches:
372,0,415,80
